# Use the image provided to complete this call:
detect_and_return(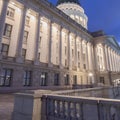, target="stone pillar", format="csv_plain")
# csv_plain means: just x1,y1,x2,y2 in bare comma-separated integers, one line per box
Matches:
75,35,78,70
0,0,9,56
105,46,110,71
59,26,63,69
68,32,72,70
108,48,112,71
34,14,41,65
80,39,83,70
48,20,53,67
86,42,89,70
12,90,52,120
102,44,107,71
16,7,27,63
91,44,95,71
